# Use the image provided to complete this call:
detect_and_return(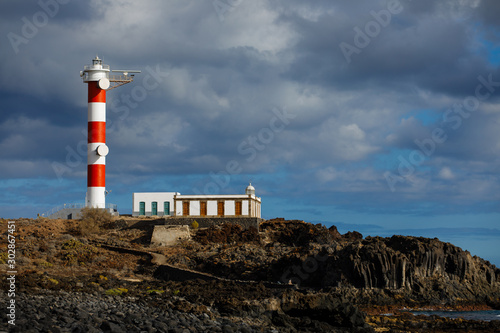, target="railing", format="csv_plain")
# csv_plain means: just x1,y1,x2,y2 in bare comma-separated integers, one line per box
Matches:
107,75,135,90
83,64,110,71
39,203,118,217
109,74,134,82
